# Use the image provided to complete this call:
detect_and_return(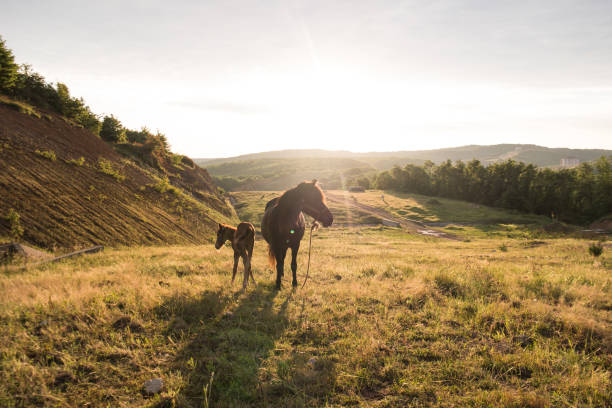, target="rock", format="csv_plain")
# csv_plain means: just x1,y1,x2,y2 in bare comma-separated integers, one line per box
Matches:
334,274,342,280
143,378,163,395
